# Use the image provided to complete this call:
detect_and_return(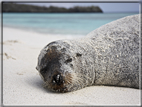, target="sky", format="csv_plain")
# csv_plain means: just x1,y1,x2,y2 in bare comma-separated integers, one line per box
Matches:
1,0,141,13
